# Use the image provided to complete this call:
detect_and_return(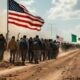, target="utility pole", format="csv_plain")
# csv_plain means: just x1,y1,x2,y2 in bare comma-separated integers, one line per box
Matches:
17,33,20,40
